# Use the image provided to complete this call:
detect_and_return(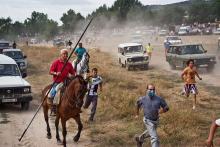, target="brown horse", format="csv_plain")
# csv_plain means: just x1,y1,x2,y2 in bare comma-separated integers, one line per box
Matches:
42,75,88,147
